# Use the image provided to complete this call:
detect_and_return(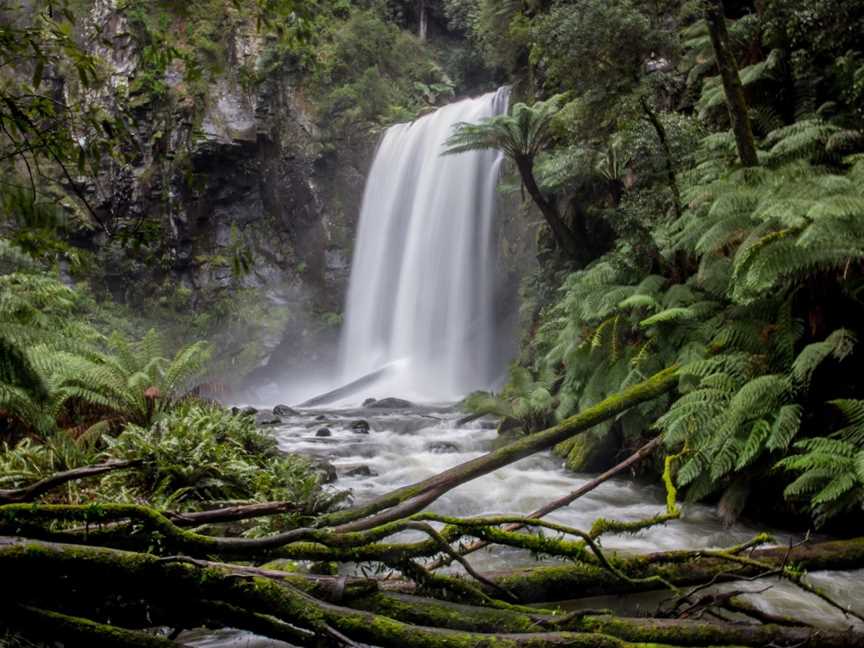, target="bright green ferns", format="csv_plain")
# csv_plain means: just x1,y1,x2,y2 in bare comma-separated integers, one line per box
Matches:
99,403,342,521
494,115,864,522
778,400,864,525
0,241,212,439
